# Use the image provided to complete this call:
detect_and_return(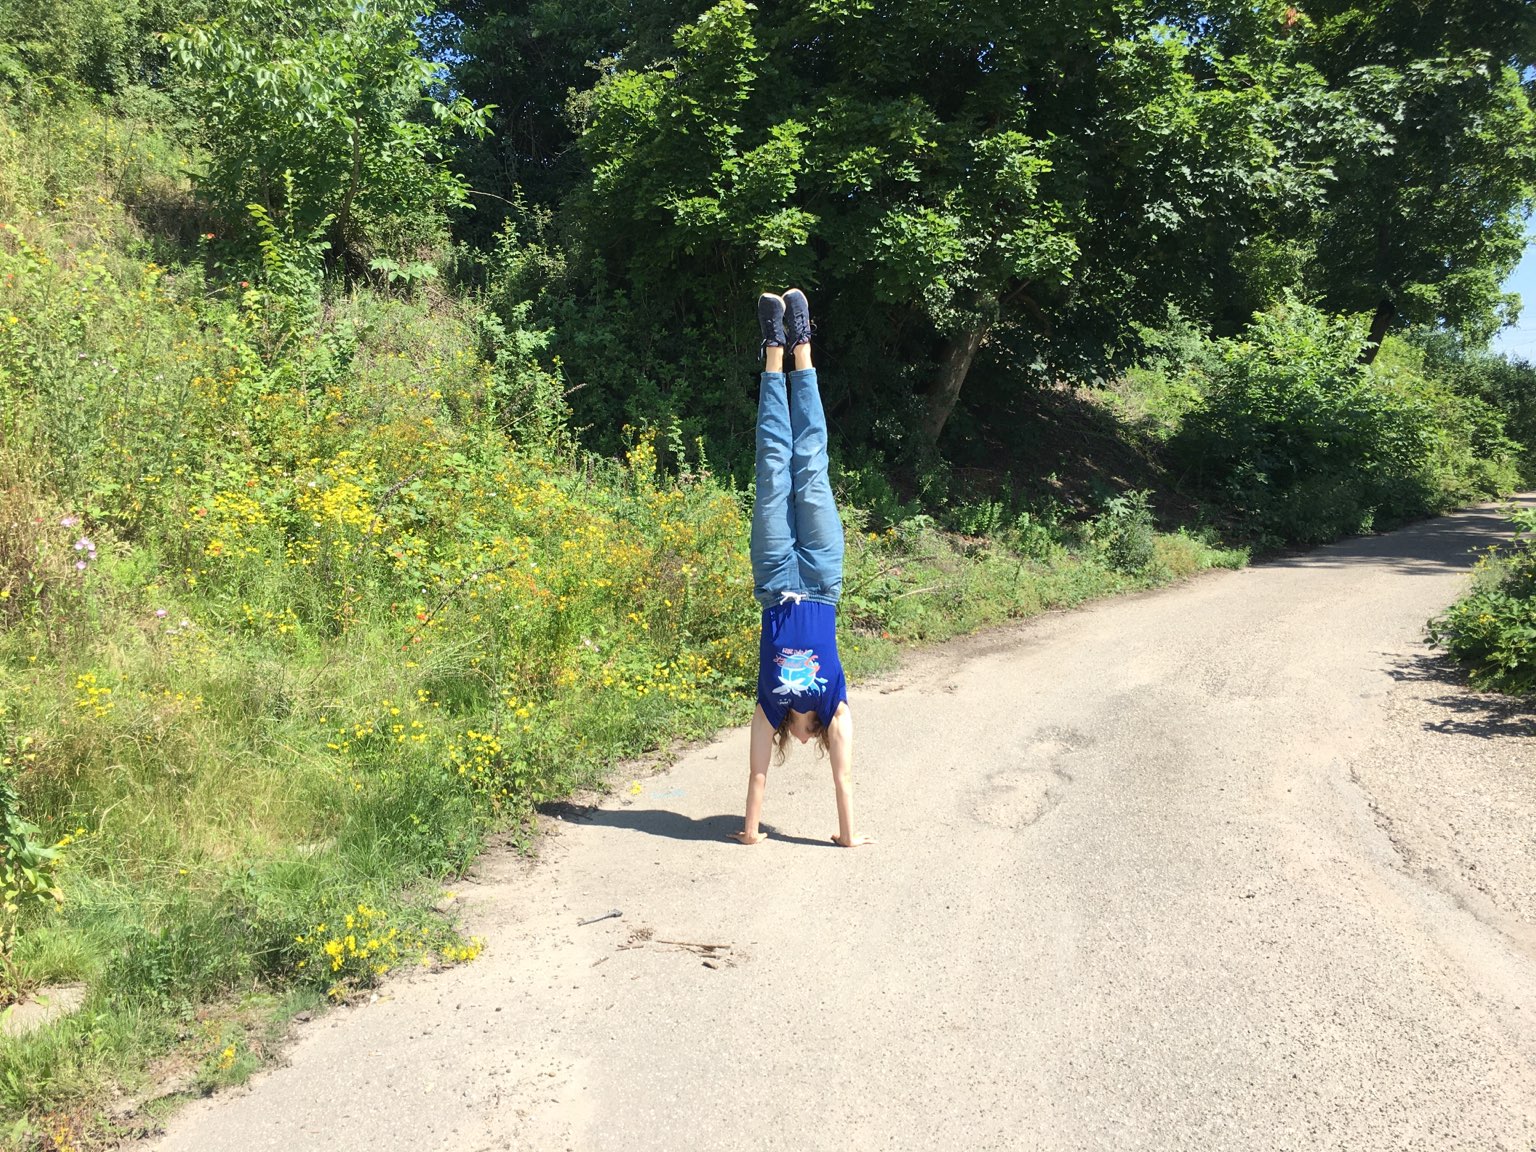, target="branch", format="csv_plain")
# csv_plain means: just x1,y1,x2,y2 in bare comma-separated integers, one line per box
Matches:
891,584,946,600
466,188,522,207
1001,281,1053,336
374,471,422,513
